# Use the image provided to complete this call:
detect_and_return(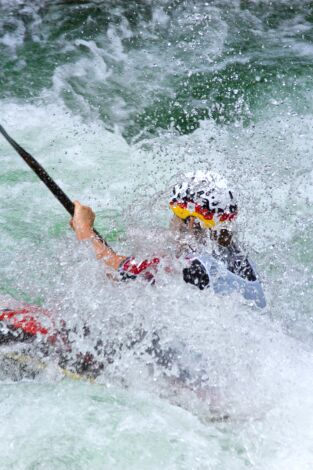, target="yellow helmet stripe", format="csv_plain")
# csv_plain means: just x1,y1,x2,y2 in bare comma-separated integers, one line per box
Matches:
170,204,217,228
